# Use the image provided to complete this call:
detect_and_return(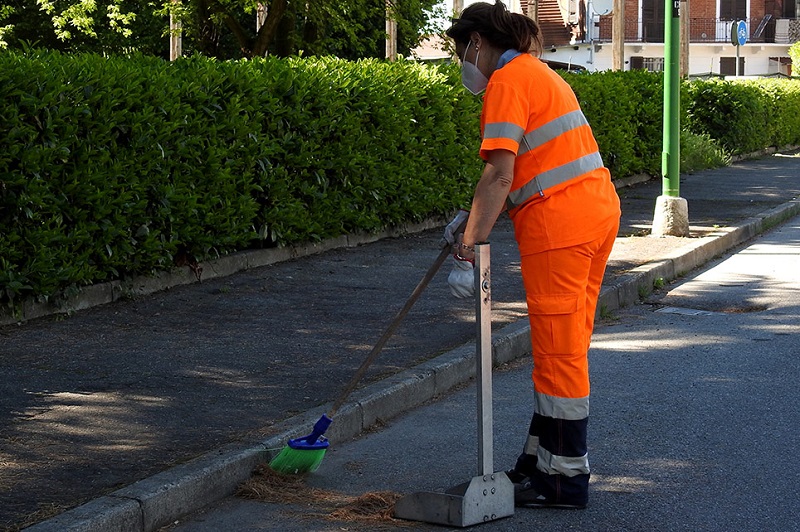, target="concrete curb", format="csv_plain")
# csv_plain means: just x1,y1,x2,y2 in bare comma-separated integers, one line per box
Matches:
597,198,800,314
23,200,800,532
